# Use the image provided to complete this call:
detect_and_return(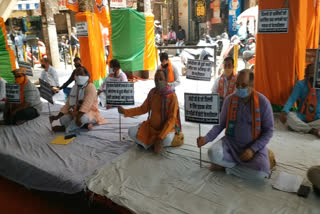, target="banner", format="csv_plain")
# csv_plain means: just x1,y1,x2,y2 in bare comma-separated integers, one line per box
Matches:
39,79,54,104
105,82,134,105
66,0,79,12
211,0,221,24
186,59,213,81
258,8,289,34
110,0,126,8
228,0,242,36
185,93,220,124
18,61,33,76
5,83,20,104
